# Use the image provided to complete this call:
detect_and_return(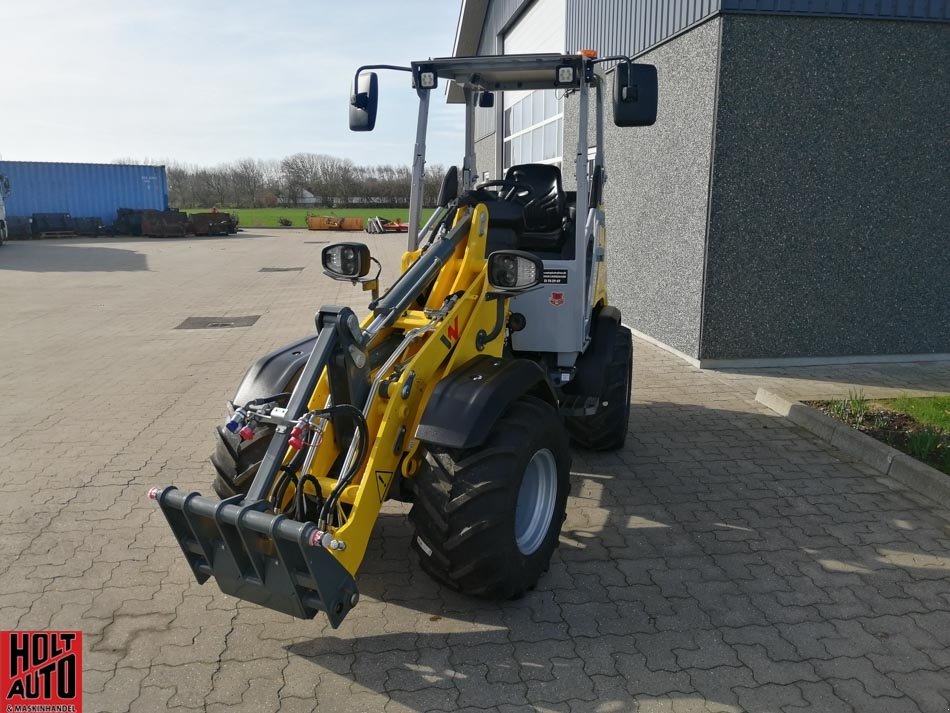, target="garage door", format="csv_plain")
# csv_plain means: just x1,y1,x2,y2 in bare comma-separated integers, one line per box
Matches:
502,0,566,172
